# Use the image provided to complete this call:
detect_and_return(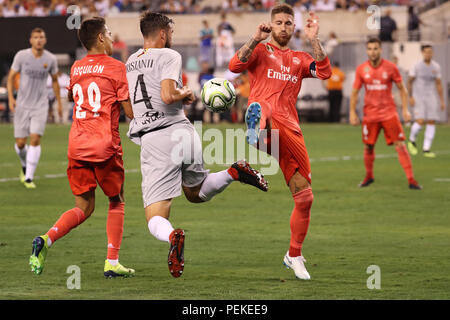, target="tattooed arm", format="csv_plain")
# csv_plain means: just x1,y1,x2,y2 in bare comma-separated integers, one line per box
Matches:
309,37,327,62
237,22,272,63
304,12,327,61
